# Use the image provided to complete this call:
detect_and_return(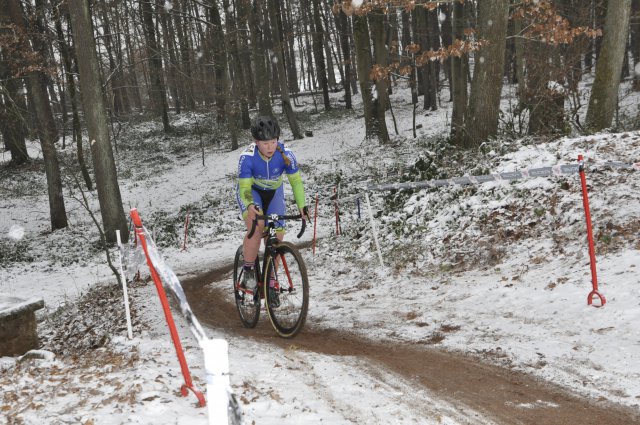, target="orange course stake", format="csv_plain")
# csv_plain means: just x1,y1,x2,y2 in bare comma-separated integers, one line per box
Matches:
577,155,606,307
130,208,206,406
